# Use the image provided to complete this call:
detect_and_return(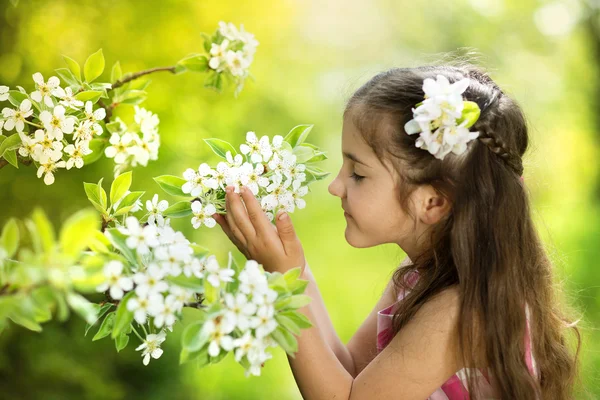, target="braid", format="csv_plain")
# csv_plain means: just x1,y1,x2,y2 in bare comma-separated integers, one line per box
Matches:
477,122,524,176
